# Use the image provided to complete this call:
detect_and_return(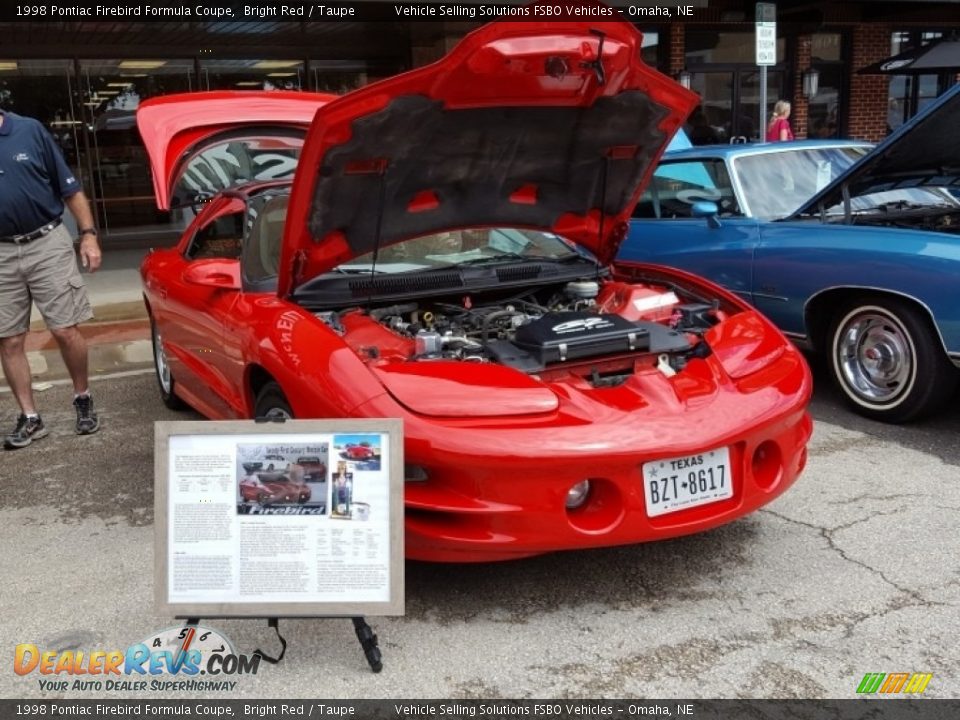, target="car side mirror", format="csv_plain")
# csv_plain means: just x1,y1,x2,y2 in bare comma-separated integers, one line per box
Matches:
692,201,722,229
183,258,241,291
